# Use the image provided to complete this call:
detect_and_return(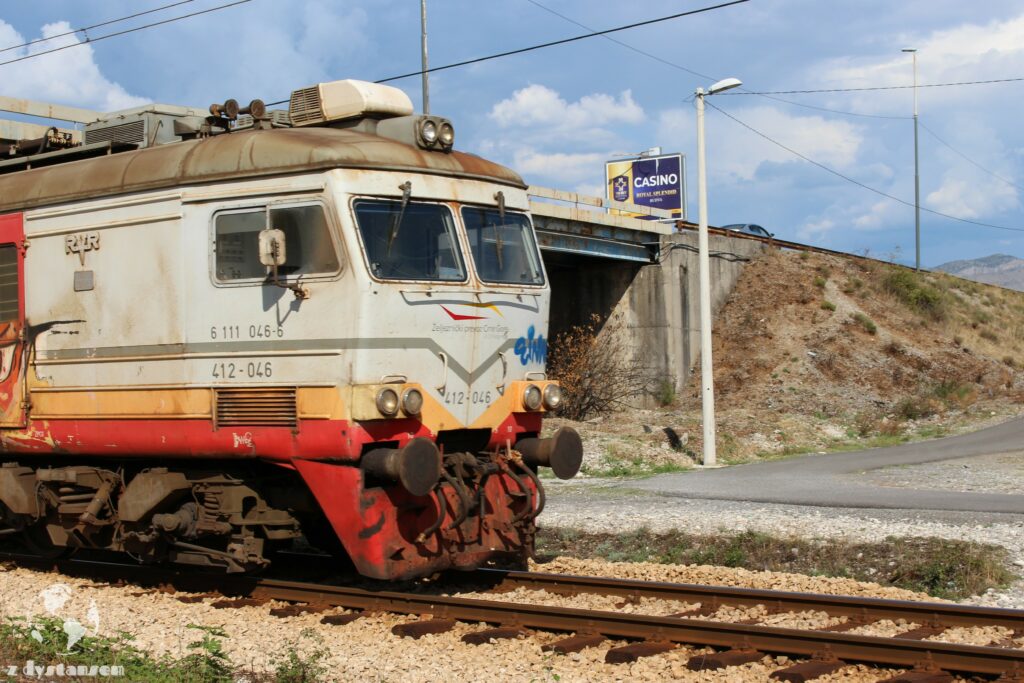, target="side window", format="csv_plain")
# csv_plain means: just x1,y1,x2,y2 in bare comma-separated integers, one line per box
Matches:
215,210,265,281
0,245,19,321
214,203,339,282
